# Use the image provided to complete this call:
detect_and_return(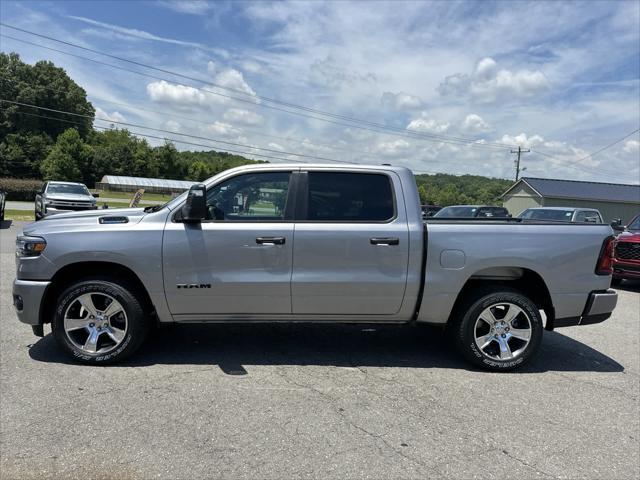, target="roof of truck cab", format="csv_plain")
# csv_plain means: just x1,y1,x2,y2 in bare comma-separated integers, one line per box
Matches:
47,181,87,186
